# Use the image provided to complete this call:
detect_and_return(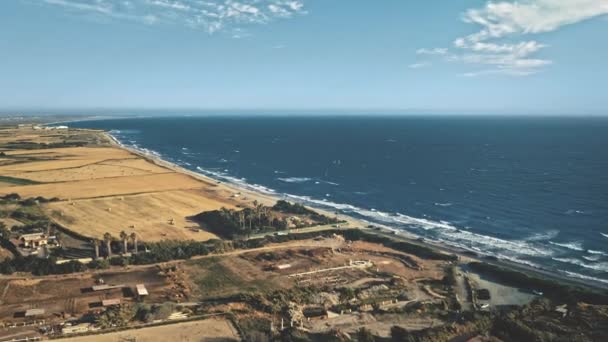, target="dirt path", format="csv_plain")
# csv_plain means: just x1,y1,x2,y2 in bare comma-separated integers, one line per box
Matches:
0,237,347,282
53,318,240,342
